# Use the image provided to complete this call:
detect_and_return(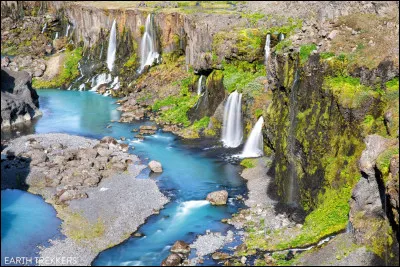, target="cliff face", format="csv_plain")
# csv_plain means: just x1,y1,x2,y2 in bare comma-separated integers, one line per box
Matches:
1,68,42,128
